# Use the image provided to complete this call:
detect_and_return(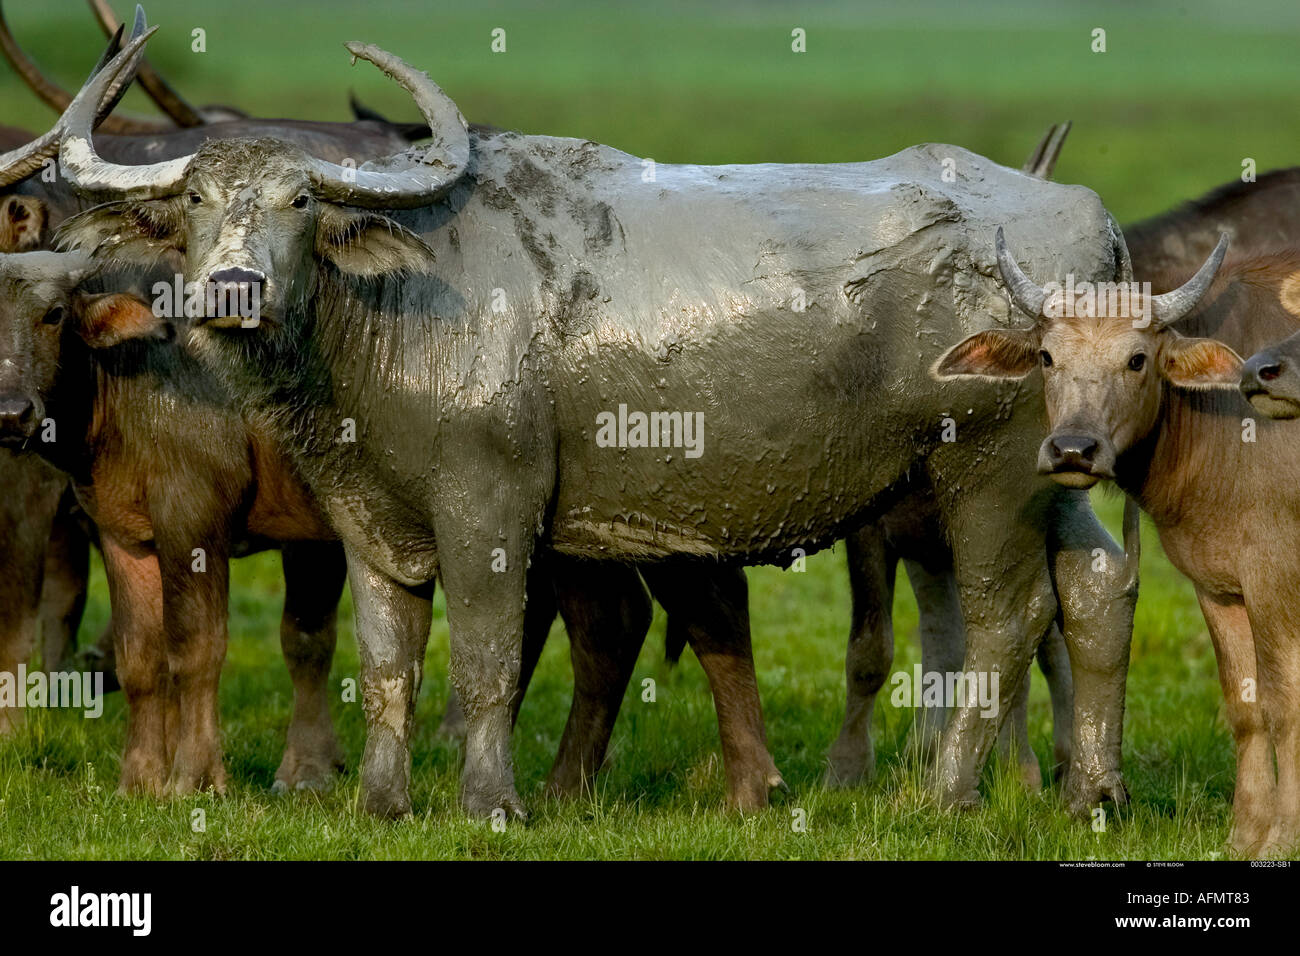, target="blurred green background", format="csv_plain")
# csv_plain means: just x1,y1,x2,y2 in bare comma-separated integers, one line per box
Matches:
0,0,1289,858
5,0,1298,222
